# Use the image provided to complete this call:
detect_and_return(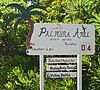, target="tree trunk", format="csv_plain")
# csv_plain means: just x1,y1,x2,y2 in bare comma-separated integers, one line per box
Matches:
26,20,34,49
